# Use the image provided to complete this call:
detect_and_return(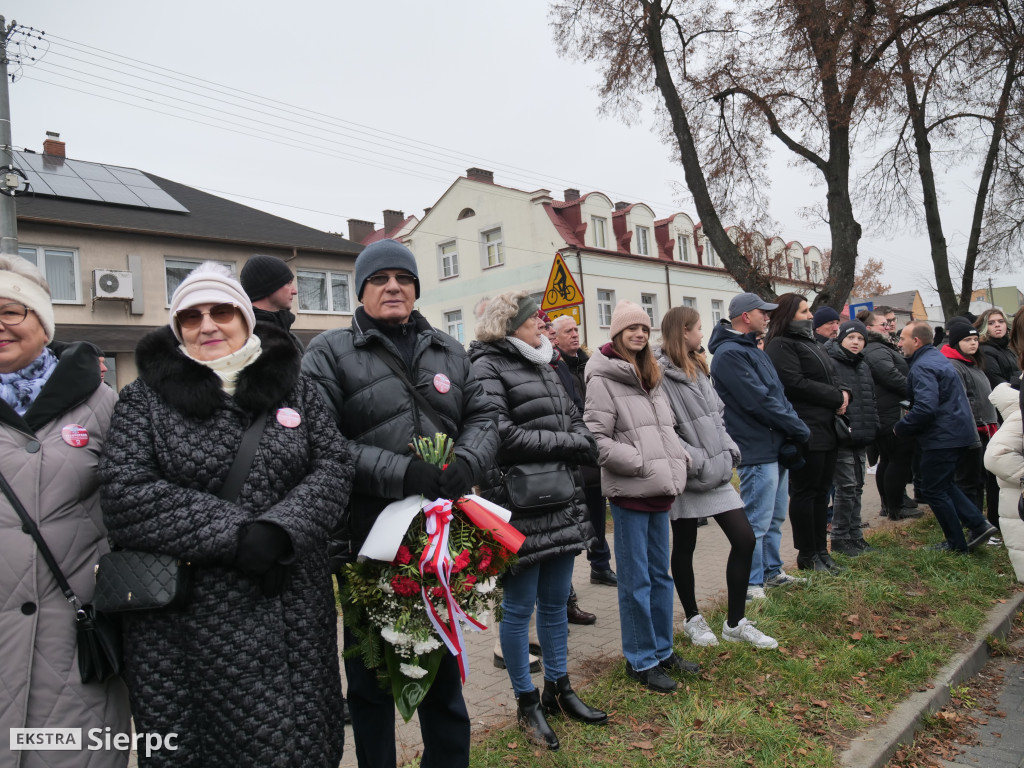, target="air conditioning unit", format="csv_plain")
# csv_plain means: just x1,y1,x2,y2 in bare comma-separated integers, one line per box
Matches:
93,269,134,300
